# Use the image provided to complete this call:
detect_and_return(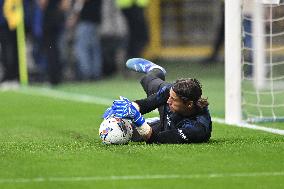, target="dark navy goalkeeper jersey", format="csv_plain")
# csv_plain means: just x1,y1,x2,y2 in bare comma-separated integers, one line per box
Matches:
135,84,212,144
